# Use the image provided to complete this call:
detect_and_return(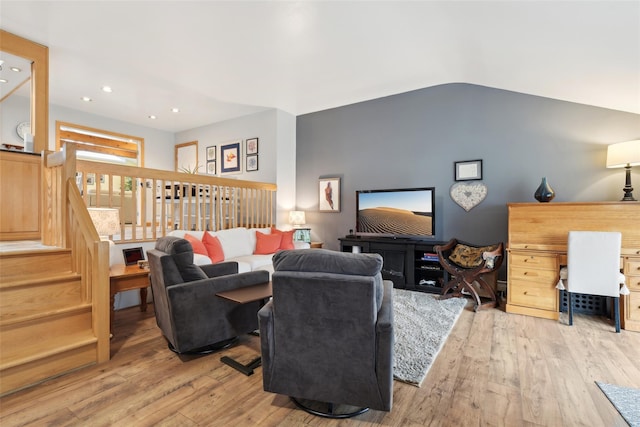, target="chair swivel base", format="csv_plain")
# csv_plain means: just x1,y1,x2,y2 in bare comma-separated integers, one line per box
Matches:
221,355,262,376
290,397,369,419
167,337,238,355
